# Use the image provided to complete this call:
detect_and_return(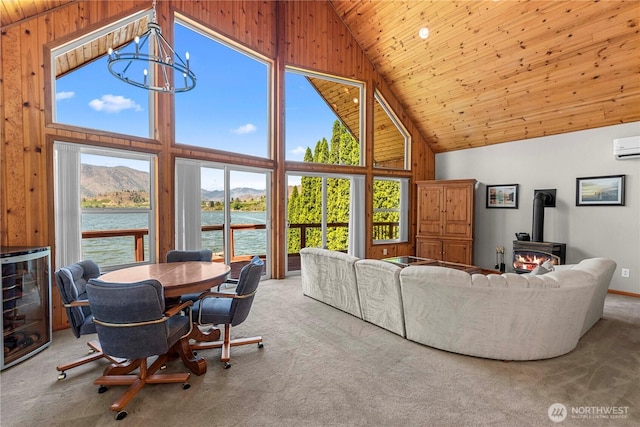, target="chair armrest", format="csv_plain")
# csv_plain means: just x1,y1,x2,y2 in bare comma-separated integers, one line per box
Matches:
64,300,90,308
165,300,193,318
199,289,258,300
199,291,236,299
94,301,193,328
